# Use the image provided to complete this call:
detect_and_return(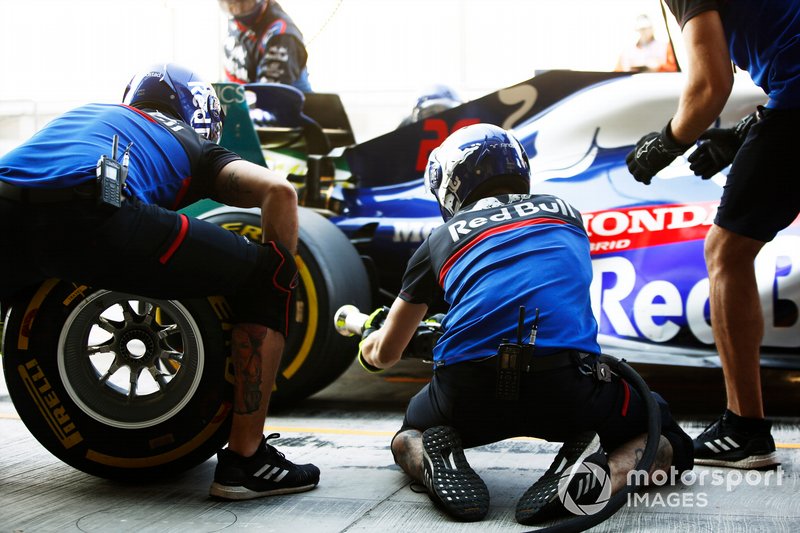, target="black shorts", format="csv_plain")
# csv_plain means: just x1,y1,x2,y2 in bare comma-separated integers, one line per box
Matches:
0,198,296,335
398,356,693,472
716,108,800,242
